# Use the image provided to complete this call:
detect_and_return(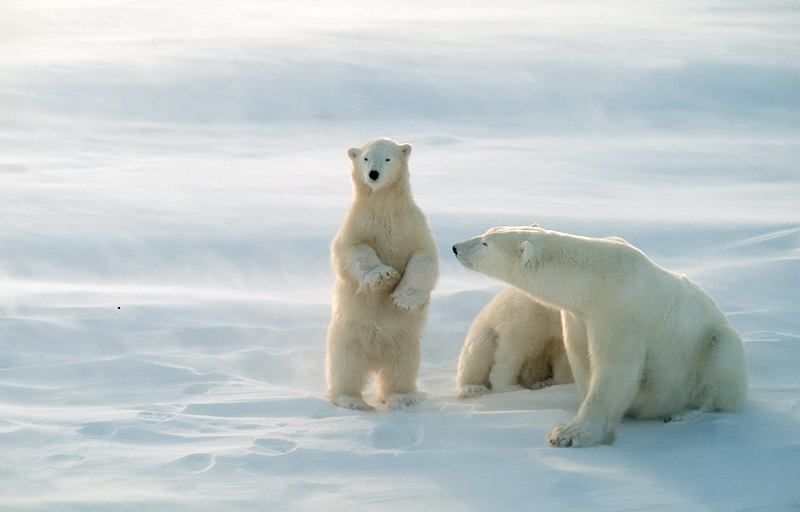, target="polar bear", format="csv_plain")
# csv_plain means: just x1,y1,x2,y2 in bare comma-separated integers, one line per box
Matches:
325,137,439,411
452,225,748,447
456,286,572,398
